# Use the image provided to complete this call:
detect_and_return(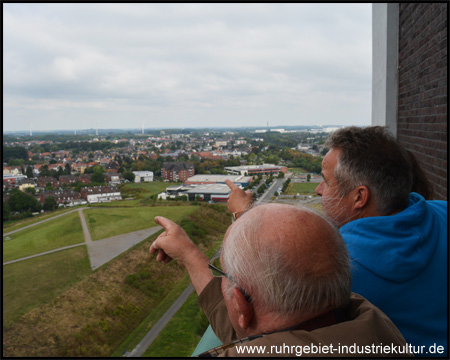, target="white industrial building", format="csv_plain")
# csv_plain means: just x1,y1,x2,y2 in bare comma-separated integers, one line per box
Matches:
132,171,154,183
